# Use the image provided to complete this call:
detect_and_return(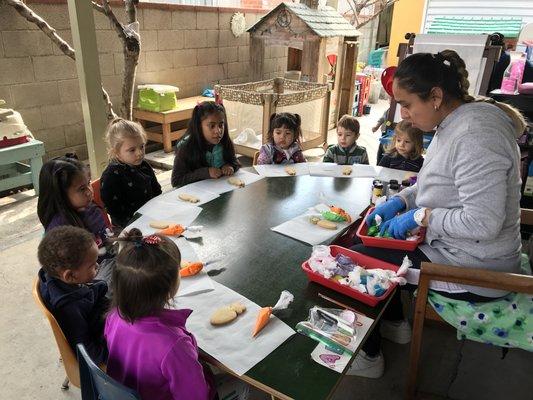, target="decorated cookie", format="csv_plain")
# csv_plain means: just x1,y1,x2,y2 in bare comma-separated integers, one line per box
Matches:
342,166,352,176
